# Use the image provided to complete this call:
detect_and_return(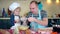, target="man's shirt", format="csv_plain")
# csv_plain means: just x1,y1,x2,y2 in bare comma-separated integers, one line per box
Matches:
27,10,47,20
